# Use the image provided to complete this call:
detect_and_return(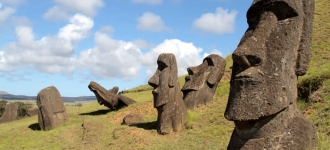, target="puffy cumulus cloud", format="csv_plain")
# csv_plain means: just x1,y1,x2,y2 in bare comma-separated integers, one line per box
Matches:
141,39,203,77
0,14,93,74
193,7,237,35
137,12,169,31
0,5,15,22
132,0,162,5
76,32,143,79
44,0,104,20
76,37,205,80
